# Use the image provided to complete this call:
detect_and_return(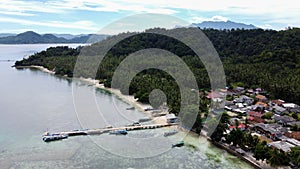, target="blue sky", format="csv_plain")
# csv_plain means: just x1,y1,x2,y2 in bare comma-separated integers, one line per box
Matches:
0,0,299,35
